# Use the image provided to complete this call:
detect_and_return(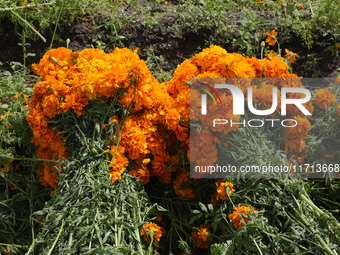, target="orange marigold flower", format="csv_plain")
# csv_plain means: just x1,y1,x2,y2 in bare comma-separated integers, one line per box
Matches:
51,82,71,97
128,158,150,184
211,194,218,207
265,30,278,46
41,93,60,118
32,47,73,79
141,222,165,242
228,206,259,229
155,212,163,224
1,165,10,173
165,108,180,131
173,169,194,199
284,115,311,139
60,92,89,116
191,224,213,249
298,4,303,9
335,77,340,85
215,180,235,200
315,88,336,110
285,138,306,155
284,115,310,155
152,150,174,183
296,156,305,163
120,116,149,160
37,165,58,188
262,56,290,78
109,145,129,183
265,50,278,59
250,83,281,115
284,49,298,63
190,130,218,169
336,44,340,50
